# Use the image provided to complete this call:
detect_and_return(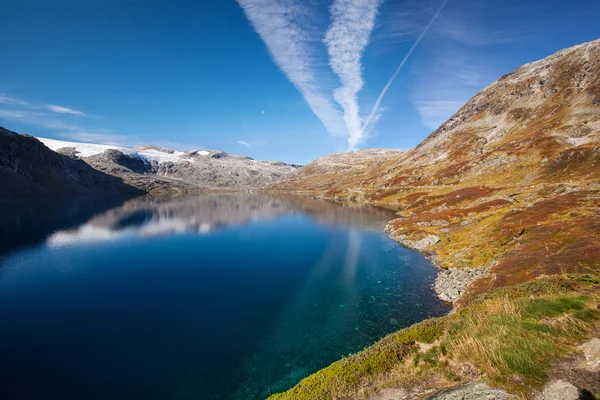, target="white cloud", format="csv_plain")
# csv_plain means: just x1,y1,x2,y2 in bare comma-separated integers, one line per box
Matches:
237,140,251,148
46,104,85,115
414,99,467,129
410,47,497,130
324,0,382,150
236,0,346,139
0,92,139,147
0,93,29,106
